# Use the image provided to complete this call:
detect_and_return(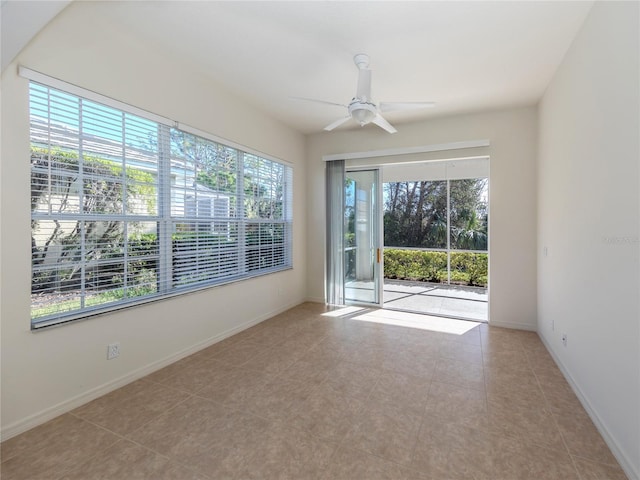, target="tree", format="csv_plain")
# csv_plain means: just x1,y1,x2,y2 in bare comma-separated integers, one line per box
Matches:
383,178,487,250
383,180,447,248
449,178,488,250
